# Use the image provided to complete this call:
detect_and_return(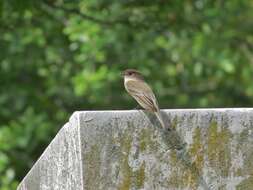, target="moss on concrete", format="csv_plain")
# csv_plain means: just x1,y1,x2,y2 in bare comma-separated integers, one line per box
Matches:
166,150,182,187
170,116,178,130
167,150,199,189
84,144,101,189
236,149,253,189
118,124,146,190
83,112,253,189
236,175,253,190
133,162,145,189
139,128,154,152
238,128,249,144
118,130,132,190
139,129,147,152
166,119,235,189
189,127,204,172
207,121,232,177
